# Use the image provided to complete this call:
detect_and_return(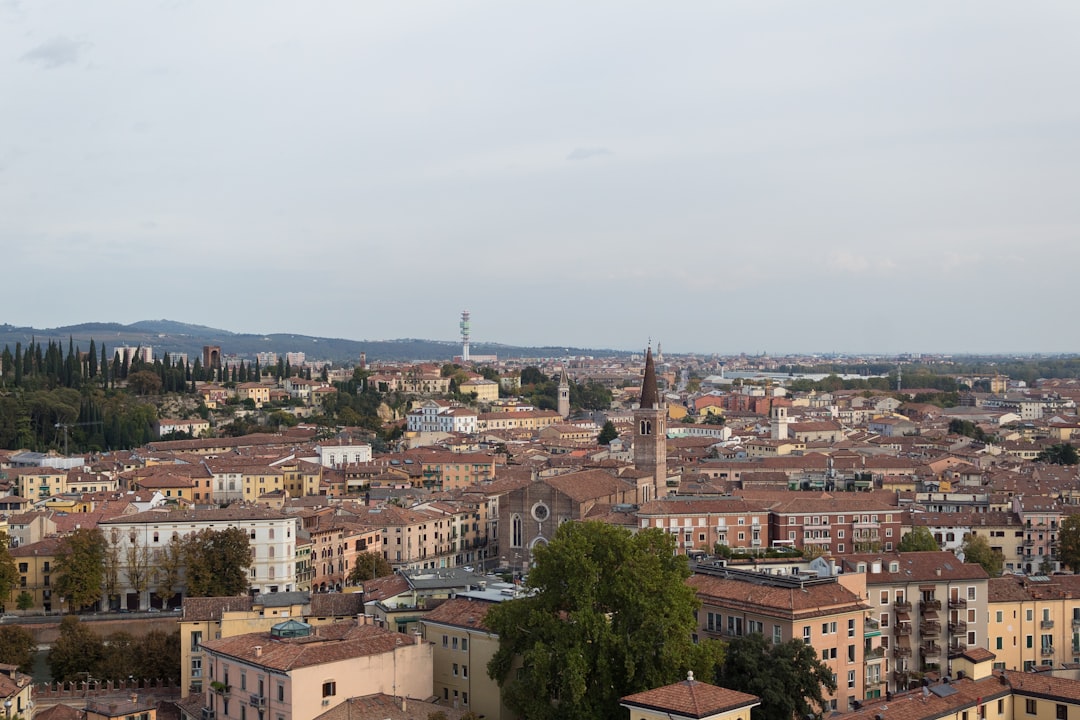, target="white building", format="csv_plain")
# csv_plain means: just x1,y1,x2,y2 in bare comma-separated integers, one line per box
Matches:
99,506,298,607
406,400,478,434
315,441,373,468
